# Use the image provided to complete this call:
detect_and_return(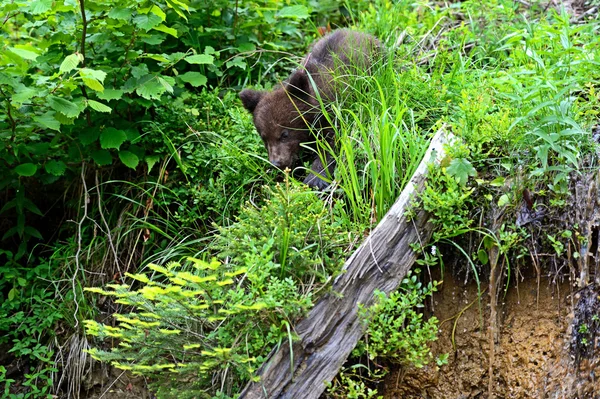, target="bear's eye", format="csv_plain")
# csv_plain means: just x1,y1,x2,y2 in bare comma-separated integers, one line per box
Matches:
280,130,289,140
